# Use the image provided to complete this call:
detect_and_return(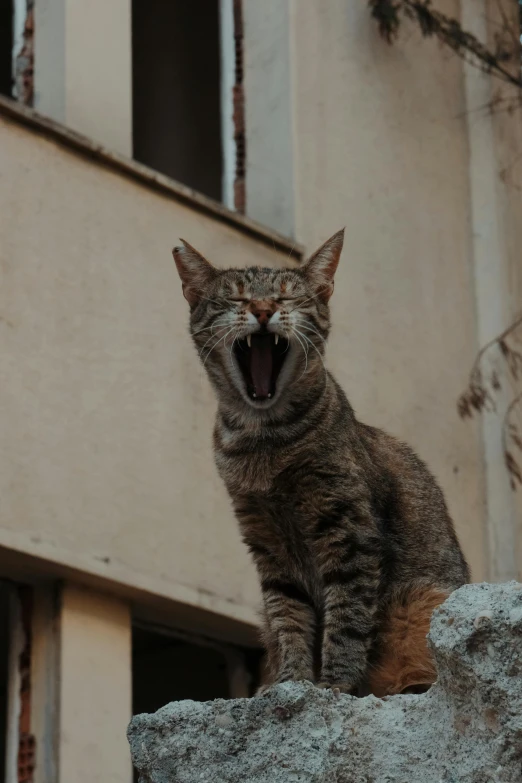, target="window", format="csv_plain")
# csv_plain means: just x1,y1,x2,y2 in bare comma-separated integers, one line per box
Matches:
132,623,263,707
0,583,9,783
132,622,262,781
0,1,33,104
0,582,34,783
132,0,243,207
0,0,14,97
